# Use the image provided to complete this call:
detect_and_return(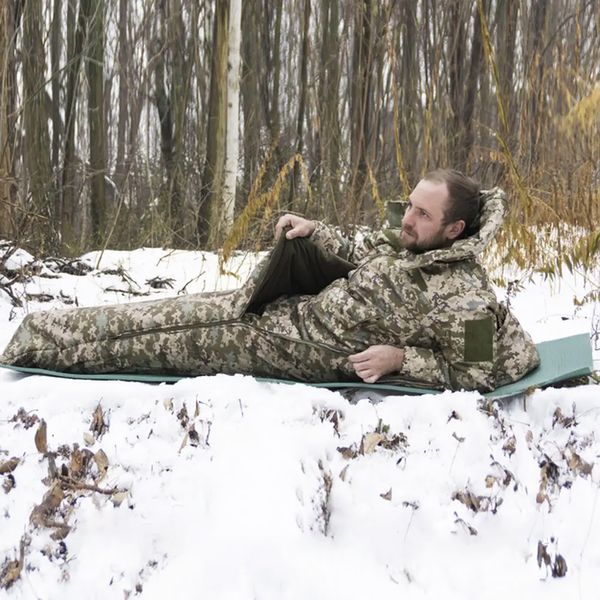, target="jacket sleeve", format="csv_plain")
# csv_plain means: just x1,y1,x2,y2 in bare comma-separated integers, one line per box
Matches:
395,311,499,392
310,221,391,264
